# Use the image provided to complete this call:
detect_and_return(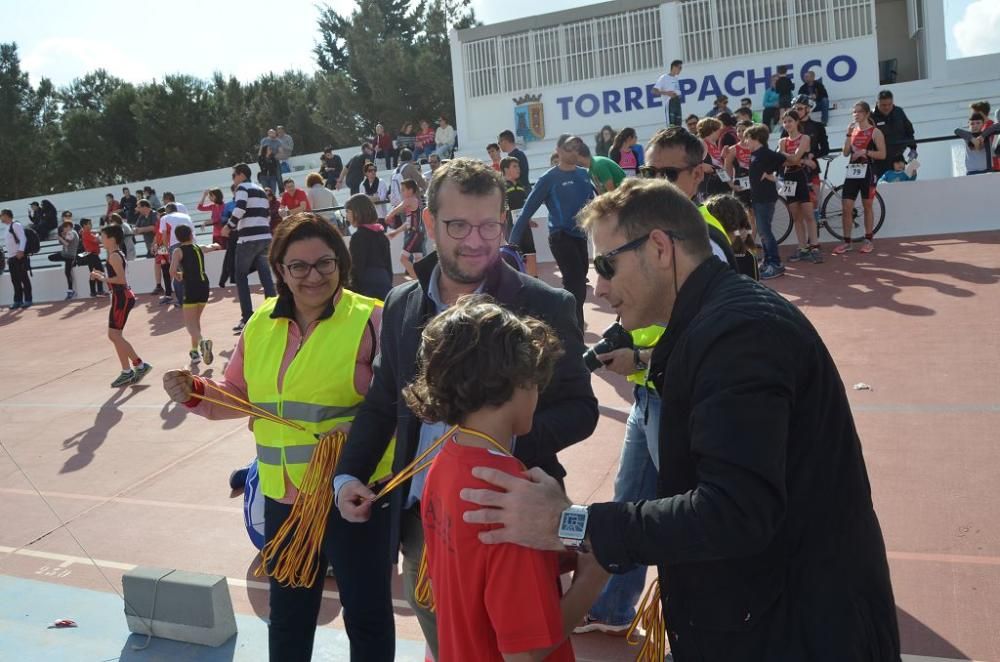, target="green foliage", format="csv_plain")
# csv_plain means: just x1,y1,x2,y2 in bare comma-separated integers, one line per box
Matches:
0,0,477,201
